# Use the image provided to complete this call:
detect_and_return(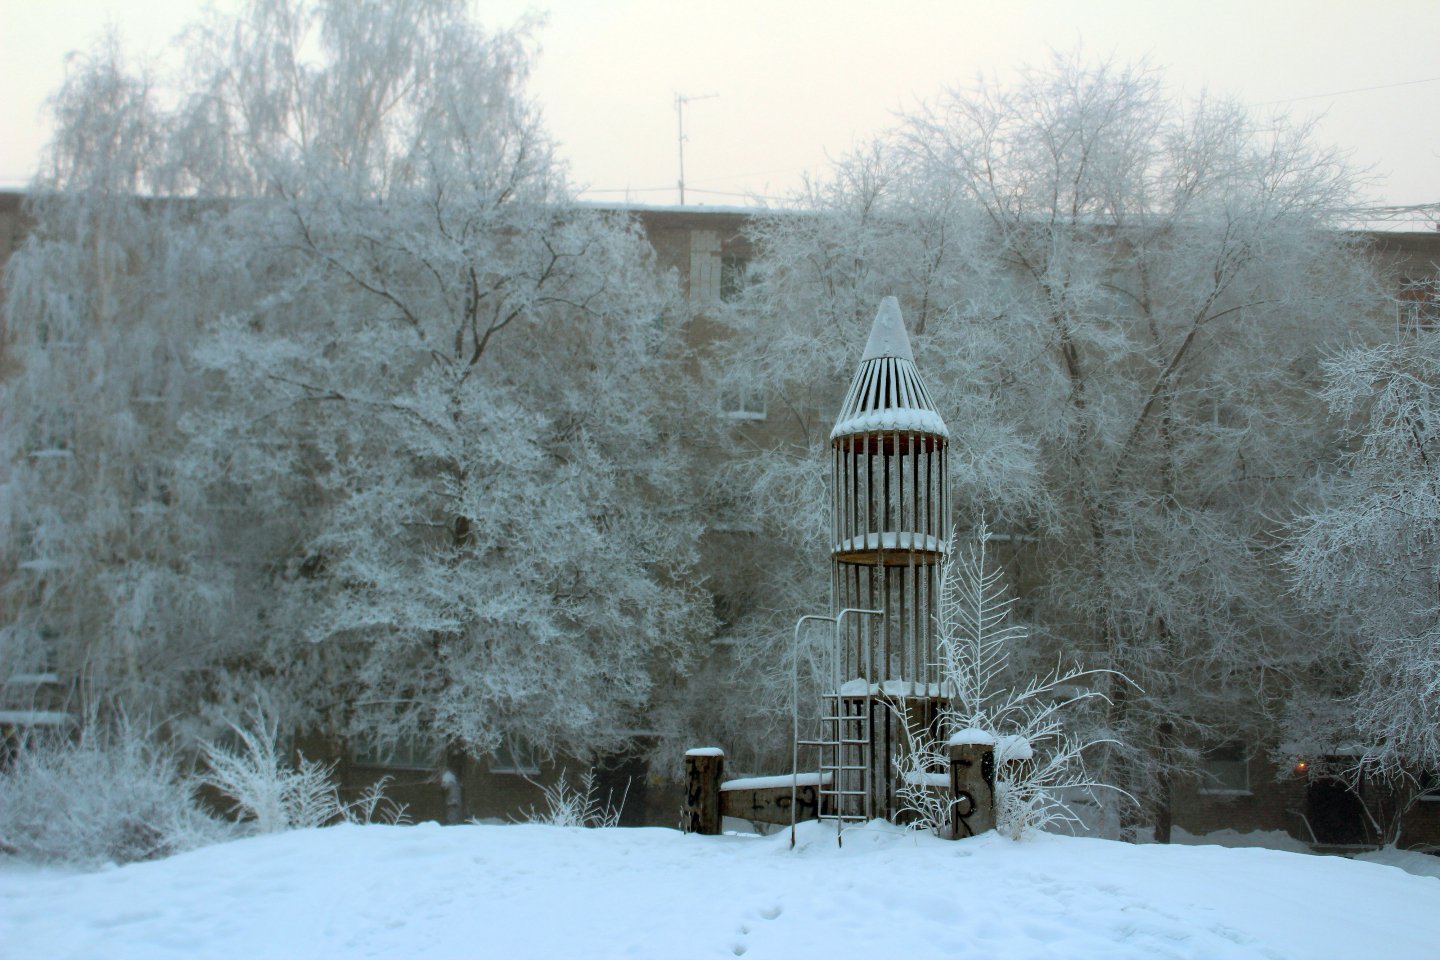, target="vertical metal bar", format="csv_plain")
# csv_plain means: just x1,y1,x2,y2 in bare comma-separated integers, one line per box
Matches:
840,443,852,546
939,439,947,545
877,431,885,544
849,564,858,679
904,552,915,687
920,556,930,687
845,442,854,551
830,446,837,552
875,544,887,687
792,614,834,848
864,433,872,546
929,560,938,686
912,432,920,547
897,432,905,544
924,442,931,544
867,556,876,689
881,694,890,821
892,555,904,682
